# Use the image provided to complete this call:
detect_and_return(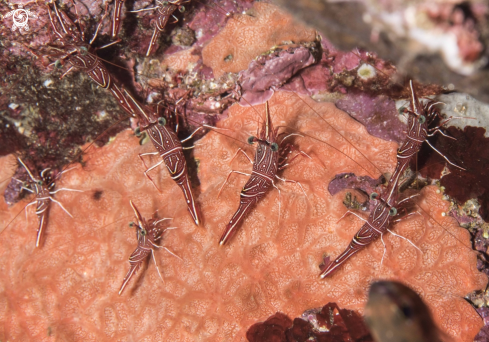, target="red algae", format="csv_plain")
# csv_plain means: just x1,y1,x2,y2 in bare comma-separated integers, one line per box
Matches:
247,303,372,342
0,91,485,341
417,126,489,221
